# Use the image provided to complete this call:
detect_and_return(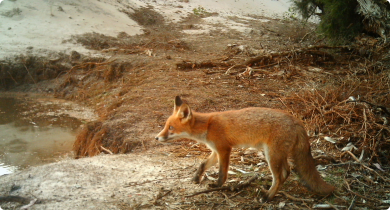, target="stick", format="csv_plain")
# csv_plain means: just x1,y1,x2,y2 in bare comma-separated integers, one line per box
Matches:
7,71,18,84
348,196,356,210
24,64,37,85
344,180,381,203
278,191,314,202
153,189,172,205
325,200,340,210
100,146,113,154
0,196,31,204
20,199,38,210
185,175,259,197
225,64,238,74
347,99,390,116
345,151,360,162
